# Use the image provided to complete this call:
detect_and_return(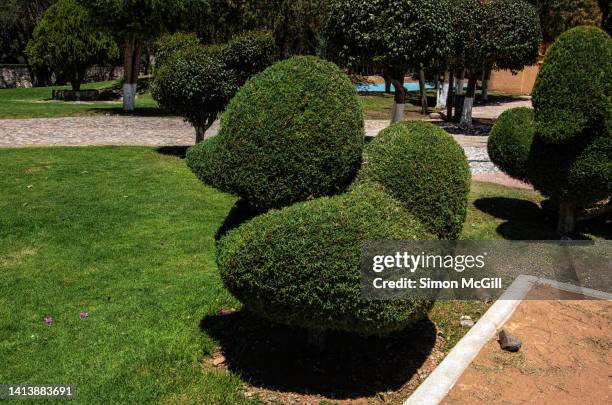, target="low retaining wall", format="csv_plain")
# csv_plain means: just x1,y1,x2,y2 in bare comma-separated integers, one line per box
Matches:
0,66,124,89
